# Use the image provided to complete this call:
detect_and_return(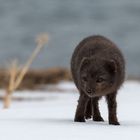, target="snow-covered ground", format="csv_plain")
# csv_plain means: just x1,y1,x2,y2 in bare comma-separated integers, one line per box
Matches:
0,81,140,140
